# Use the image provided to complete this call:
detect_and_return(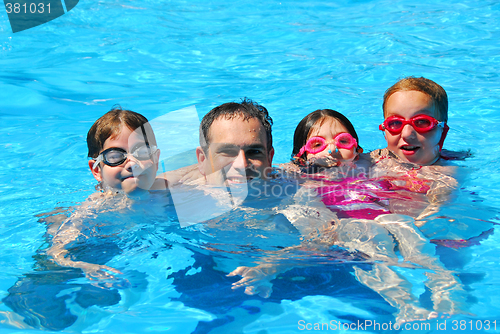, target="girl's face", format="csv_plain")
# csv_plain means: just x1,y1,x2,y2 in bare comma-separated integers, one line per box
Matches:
306,117,358,163
383,90,444,165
